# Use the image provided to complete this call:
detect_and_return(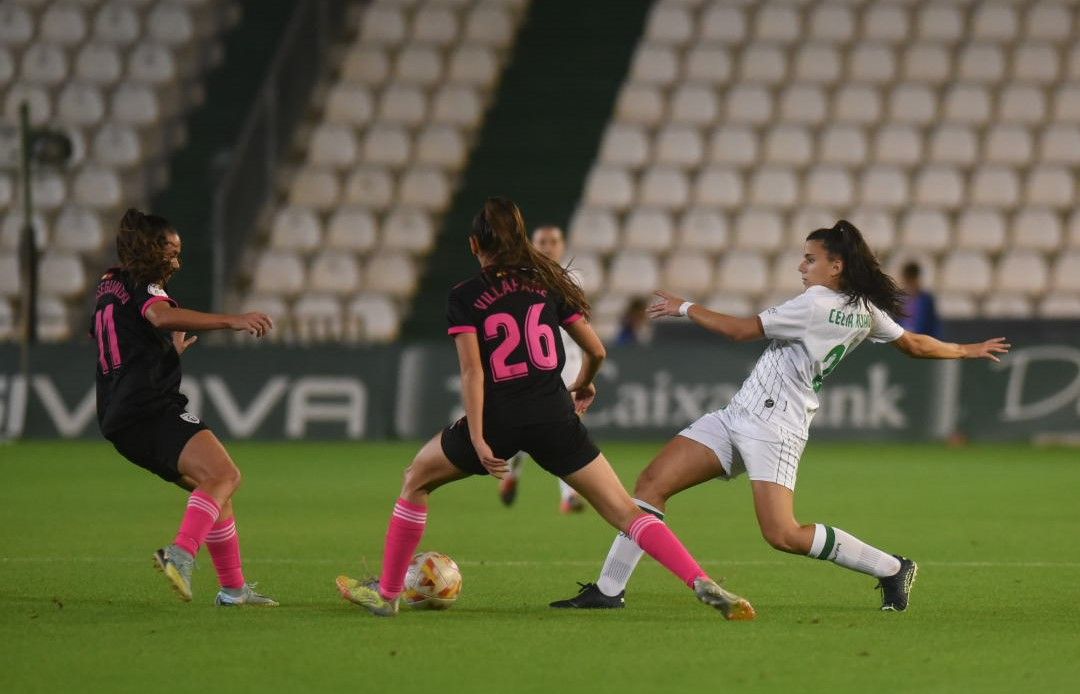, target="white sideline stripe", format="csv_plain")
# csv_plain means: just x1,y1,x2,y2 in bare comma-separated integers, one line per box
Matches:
1,557,1079,569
